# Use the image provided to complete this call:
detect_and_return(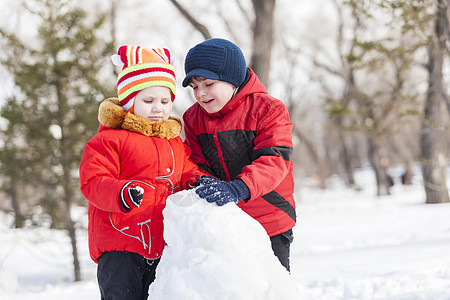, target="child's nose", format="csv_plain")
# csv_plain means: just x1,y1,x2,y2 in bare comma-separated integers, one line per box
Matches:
152,103,162,112
198,87,207,97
